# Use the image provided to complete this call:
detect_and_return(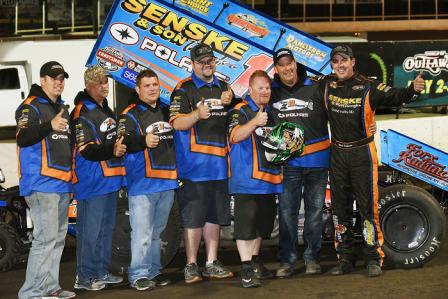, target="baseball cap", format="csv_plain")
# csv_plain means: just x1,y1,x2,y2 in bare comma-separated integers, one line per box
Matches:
84,65,108,83
190,44,215,61
40,61,69,78
330,45,354,59
273,48,294,65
